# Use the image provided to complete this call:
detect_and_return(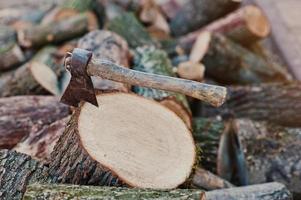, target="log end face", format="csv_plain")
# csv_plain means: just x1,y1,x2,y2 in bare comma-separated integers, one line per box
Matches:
245,5,271,38
77,93,196,189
